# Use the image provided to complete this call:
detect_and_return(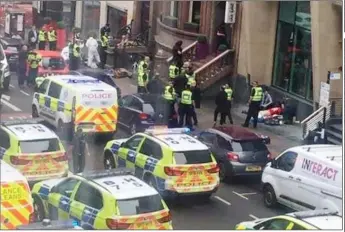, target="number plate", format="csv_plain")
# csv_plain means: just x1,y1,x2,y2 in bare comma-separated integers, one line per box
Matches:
188,171,204,176
245,166,262,172
137,221,153,228
34,159,48,164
